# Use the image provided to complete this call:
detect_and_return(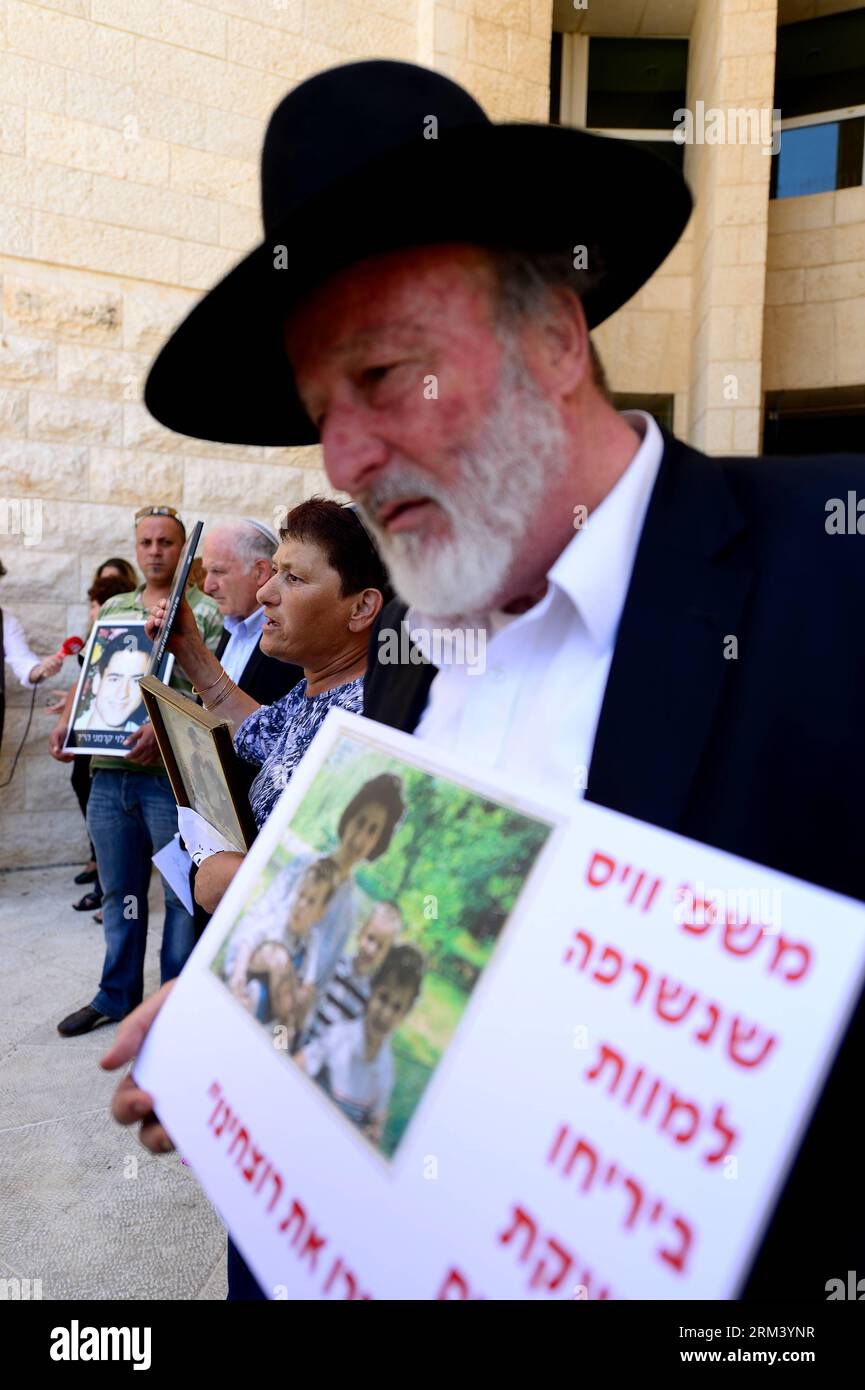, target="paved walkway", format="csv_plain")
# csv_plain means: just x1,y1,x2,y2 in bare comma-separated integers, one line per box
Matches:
0,864,227,1301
